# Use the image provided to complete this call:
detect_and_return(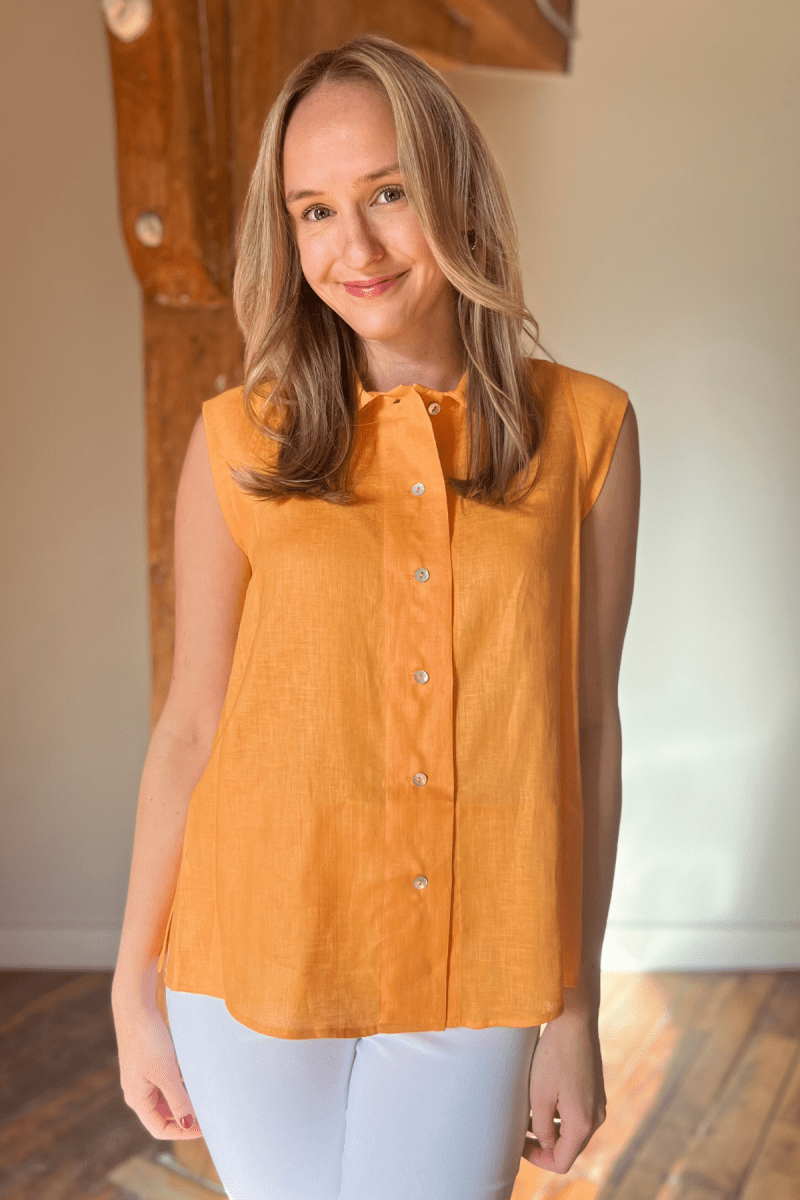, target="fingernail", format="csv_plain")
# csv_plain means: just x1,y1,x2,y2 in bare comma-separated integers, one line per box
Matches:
180,1114,194,1128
